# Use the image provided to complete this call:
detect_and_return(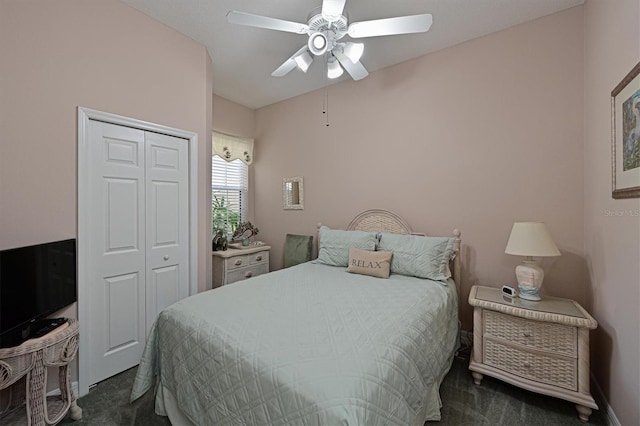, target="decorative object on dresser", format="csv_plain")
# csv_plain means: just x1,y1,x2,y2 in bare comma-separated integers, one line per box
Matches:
212,229,228,251
212,244,270,287
0,319,82,425
232,221,260,246
468,285,598,422
504,222,561,301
